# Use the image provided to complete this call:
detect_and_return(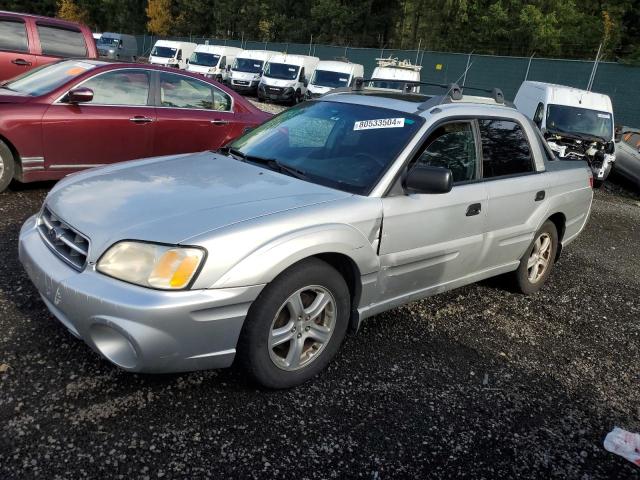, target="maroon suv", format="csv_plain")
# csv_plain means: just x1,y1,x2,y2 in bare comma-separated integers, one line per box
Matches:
0,10,98,81
0,60,272,192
